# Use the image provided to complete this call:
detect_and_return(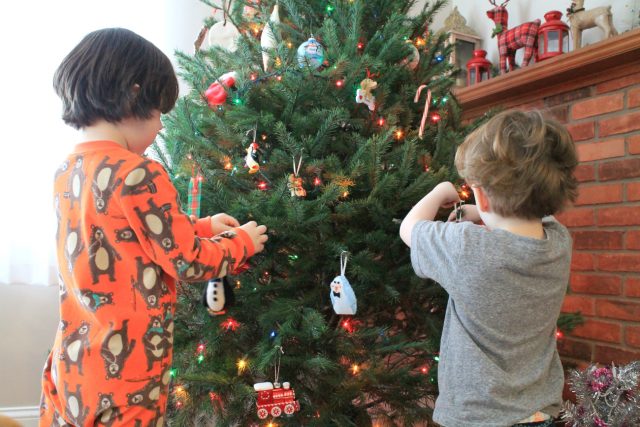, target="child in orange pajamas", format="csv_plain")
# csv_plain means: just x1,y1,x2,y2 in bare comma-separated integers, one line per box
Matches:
40,28,268,426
